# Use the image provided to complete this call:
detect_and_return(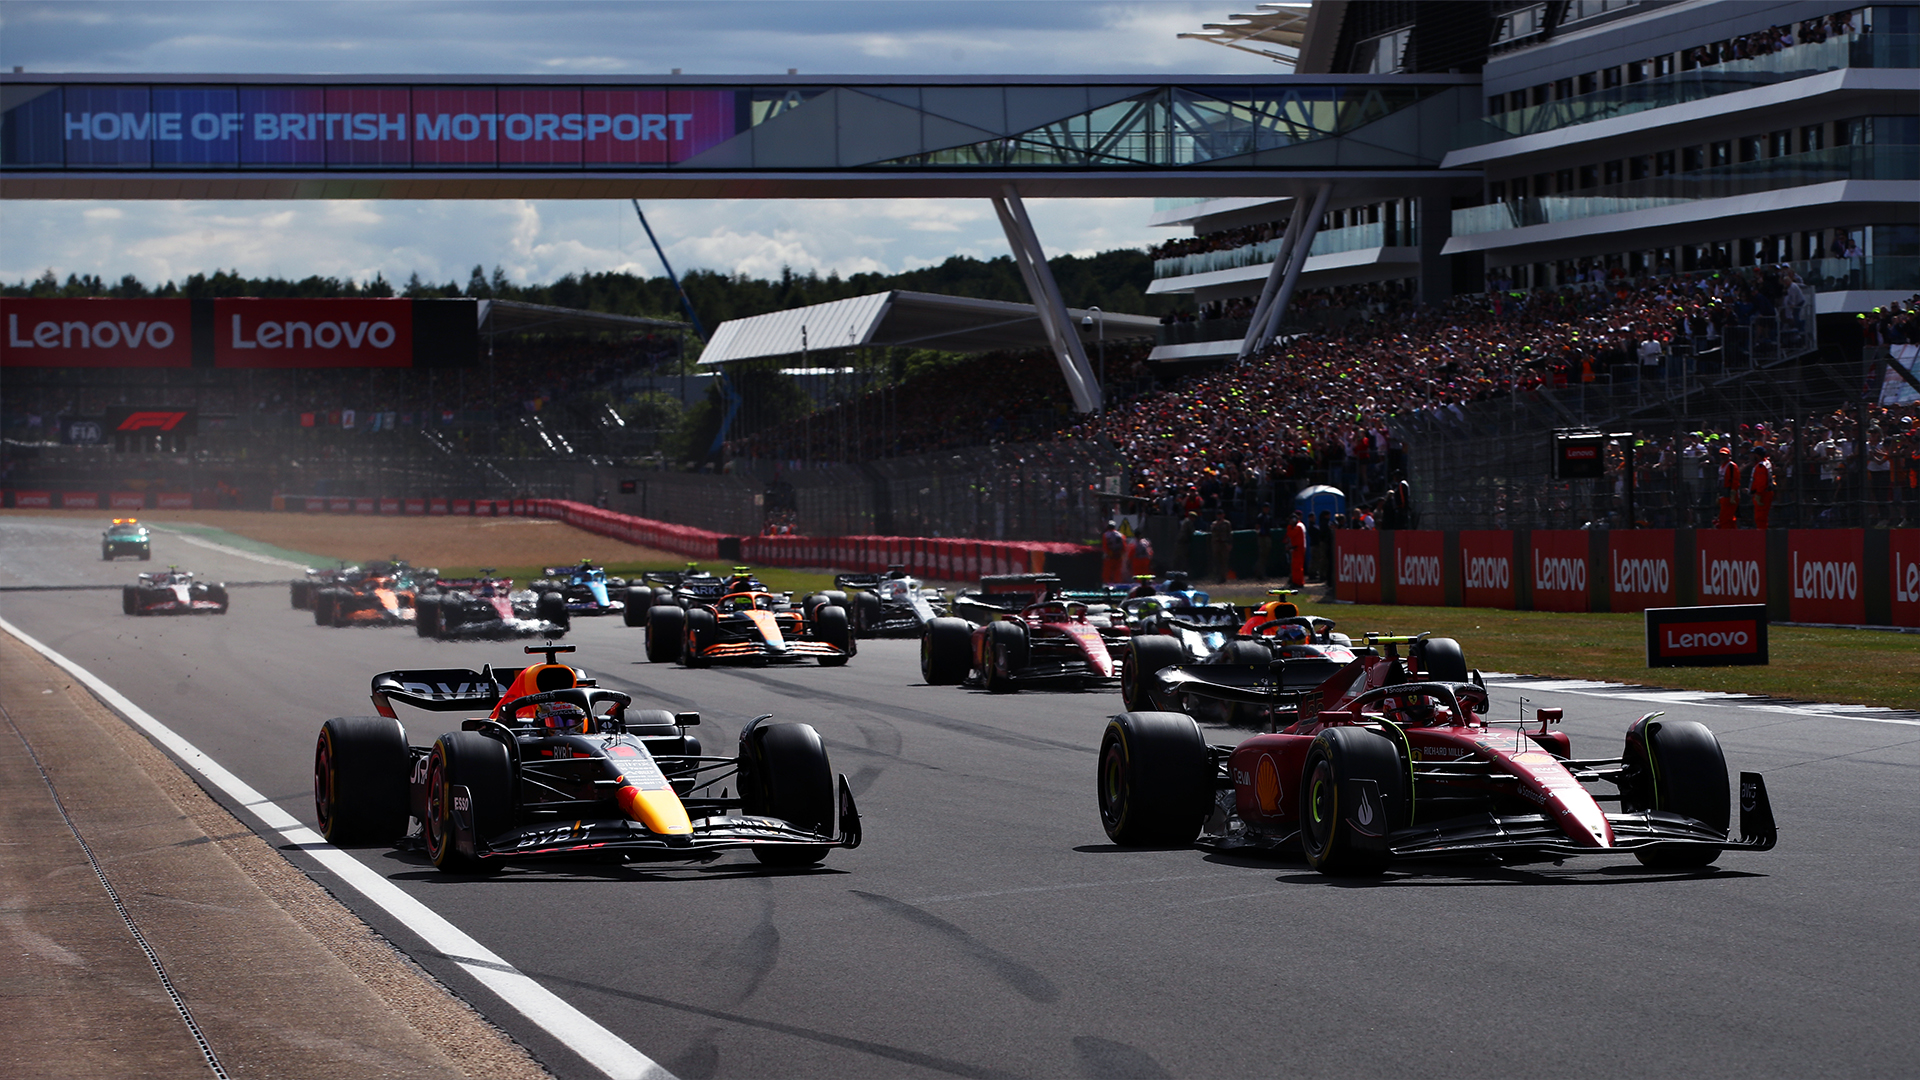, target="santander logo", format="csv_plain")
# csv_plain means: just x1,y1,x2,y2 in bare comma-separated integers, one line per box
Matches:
1533,551,1586,592
1462,546,1509,590
1699,552,1762,599
1611,550,1670,595
1397,552,1441,587
1791,553,1858,600
1340,552,1377,584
